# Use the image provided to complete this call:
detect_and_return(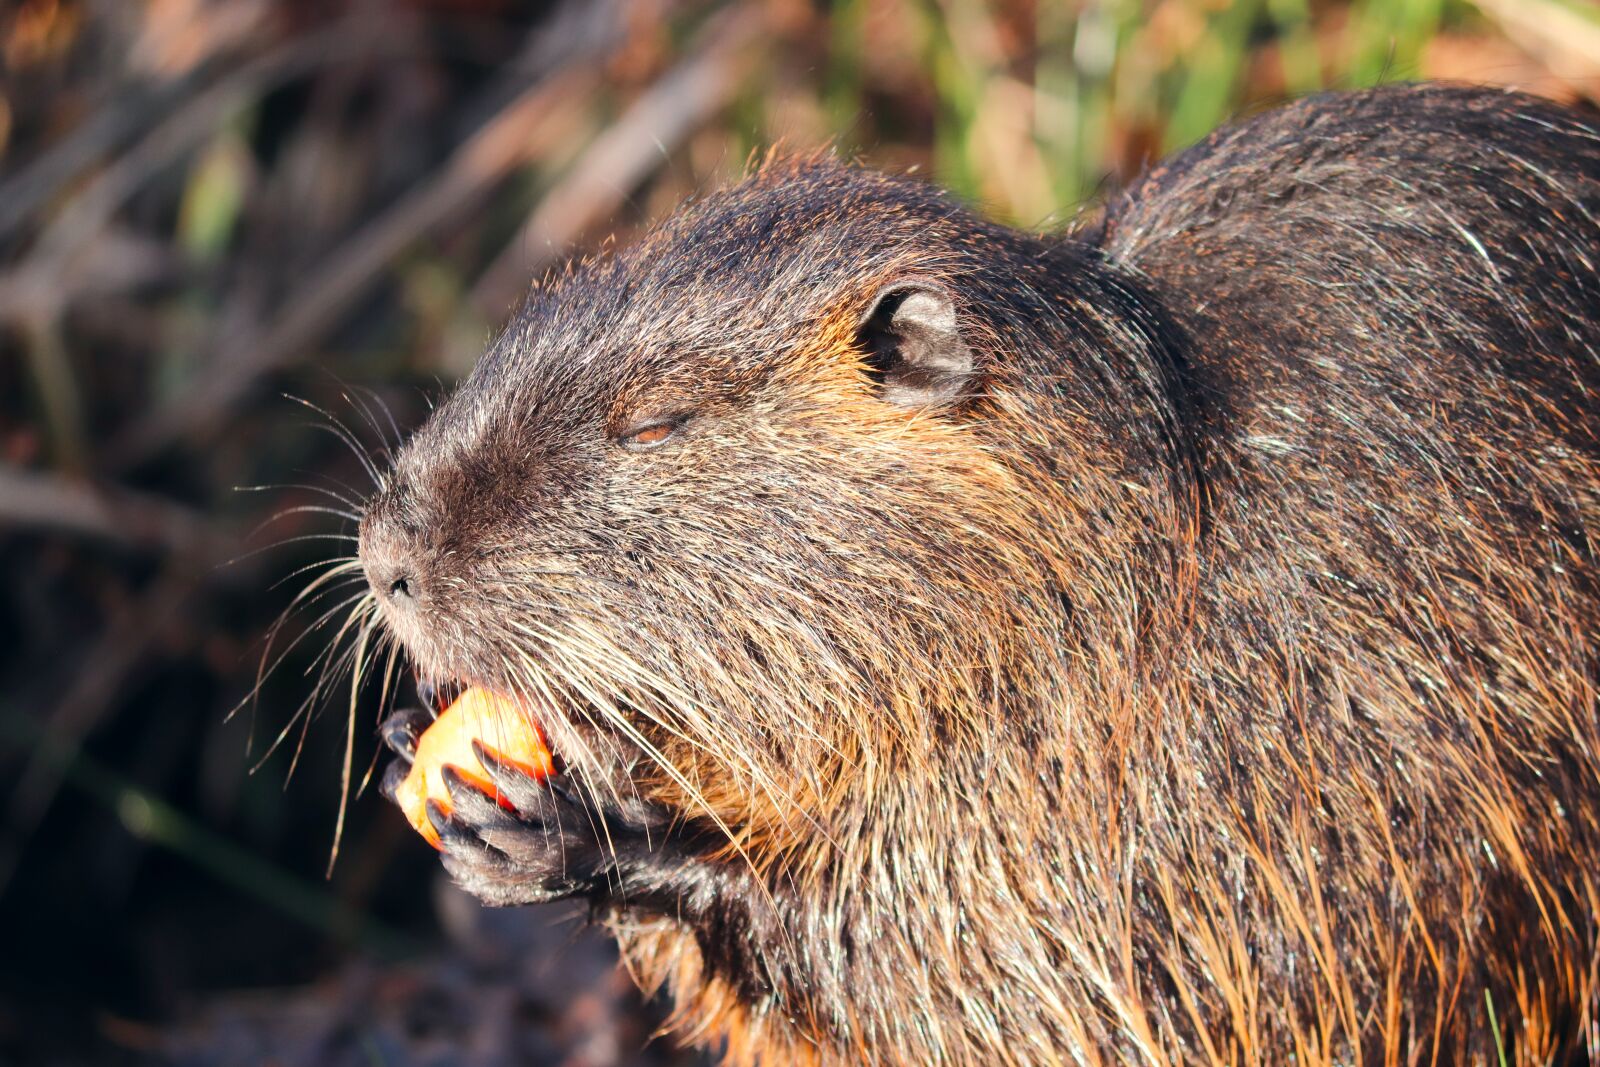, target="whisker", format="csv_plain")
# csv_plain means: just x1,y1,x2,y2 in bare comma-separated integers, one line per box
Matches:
235,480,367,516
283,394,385,490
357,636,406,798
268,557,365,595
282,597,377,780
247,504,364,539
240,586,372,749
232,563,370,735
328,612,380,873
225,533,361,572
508,620,772,870
287,469,375,513
341,383,404,457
